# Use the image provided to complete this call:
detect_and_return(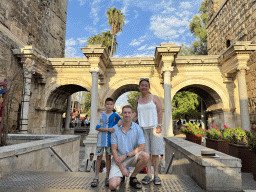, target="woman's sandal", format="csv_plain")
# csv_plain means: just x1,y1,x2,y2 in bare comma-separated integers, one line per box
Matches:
129,177,142,189
153,176,162,185
141,175,152,185
105,177,109,186
91,177,99,187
